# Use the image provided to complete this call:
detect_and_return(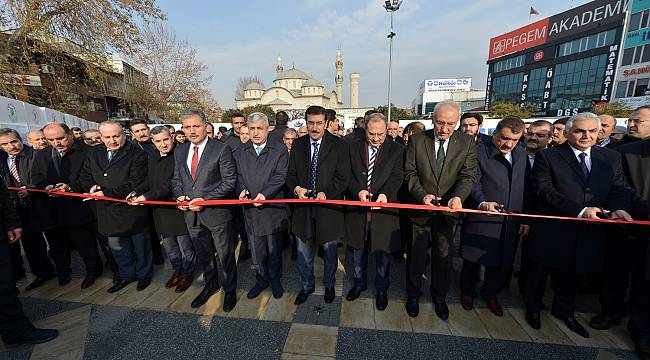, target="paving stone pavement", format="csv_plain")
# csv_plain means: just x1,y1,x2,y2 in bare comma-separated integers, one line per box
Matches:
0,241,642,360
